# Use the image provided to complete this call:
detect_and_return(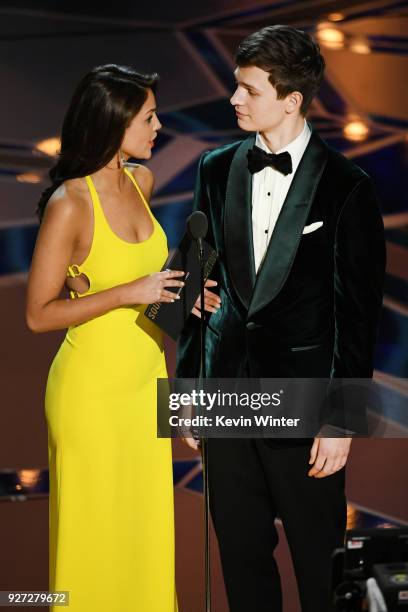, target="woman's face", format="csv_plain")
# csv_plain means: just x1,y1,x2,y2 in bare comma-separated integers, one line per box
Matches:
121,88,162,160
